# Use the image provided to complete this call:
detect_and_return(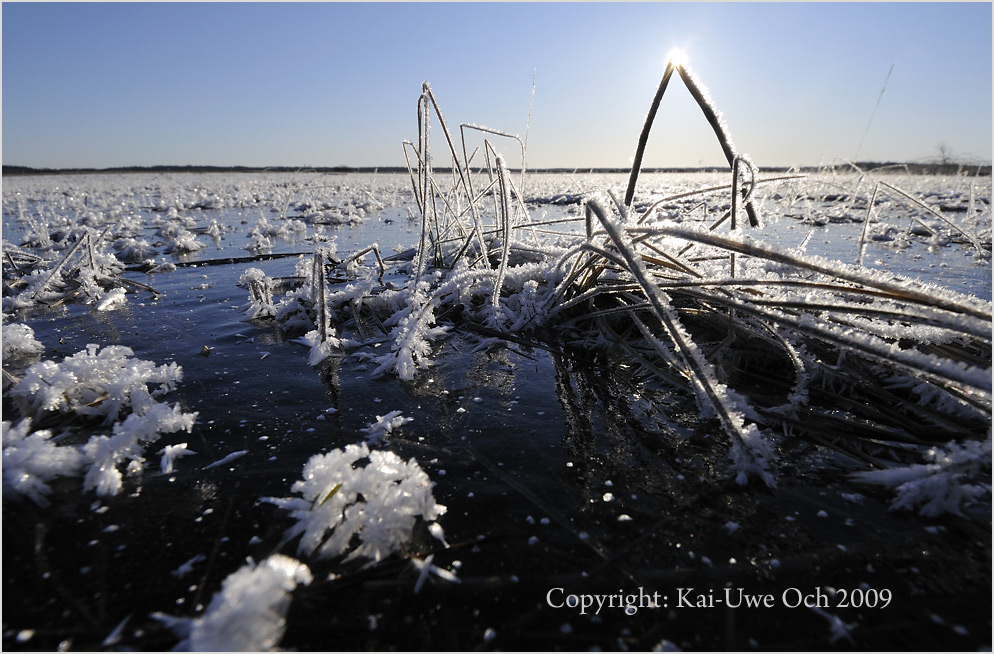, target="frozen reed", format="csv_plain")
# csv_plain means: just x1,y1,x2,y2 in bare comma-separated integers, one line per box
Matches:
252,56,990,512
